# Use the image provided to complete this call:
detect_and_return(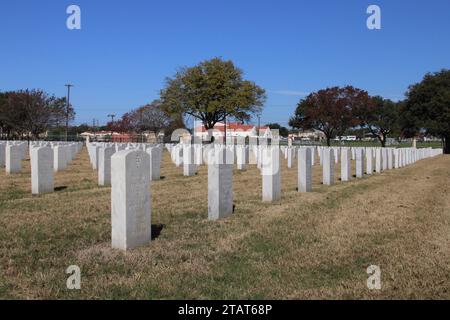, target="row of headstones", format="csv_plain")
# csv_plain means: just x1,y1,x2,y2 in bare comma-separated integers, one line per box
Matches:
111,146,236,250
0,141,28,173
110,145,442,250
0,141,83,194
165,143,442,205
165,143,440,172
282,145,424,168
165,142,283,176
29,142,83,194
86,142,163,186
311,146,442,186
